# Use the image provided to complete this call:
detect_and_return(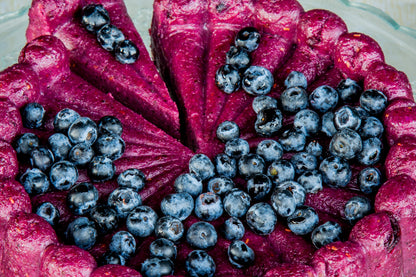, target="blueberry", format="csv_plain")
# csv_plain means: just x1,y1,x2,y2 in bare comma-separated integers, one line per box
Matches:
117,168,146,192
161,192,194,221
186,250,216,277
21,102,45,129
344,196,372,222
357,137,382,166
109,231,136,259
214,154,237,179
53,108,80,133
154,216,184,242
267,159,295,184
35,202,60,226
30,146,54,172
321,112,337,137
49,160,79,190
294,109,321,136
14,133,39,158
189,154,215,181
280,87,309,113
287,206,319,235
311,221,342,248
20,168,50,195
225,138,250,158
290,152,318,175
309,85,339,113
97,24,125,51
81,4,110,33
306,140,323,157
254,108,283,137
223,189,251,218
141,257,174,277
149,238,177,260
270,189,296,217
354,106,370,120
215,64,241,94
285,71,307,89
216,121,240,142
337,78,362,103
89,205,119,235
108,187,142,218
68,117,98,145
358,167,382,194
246,173,272,201
242,66,274,96
297,170,323,193
88,156,115,182
115,40,139,64
67,182,99,215
101,252,126,266
187,221,218,249
256,139,283,162
207,177,234,196
194,192,223,221
319,156,351,188
126,206,158,237
93,133,125,160
48,133,72,161
276,180,306,207
222,217,245,240
360,89,388,116
334,106,362,131
329,128,363,160
246,202,277,235
228,240,255,269
252,95,278,114
66,217,97,250
235,27,261,52
68,142,95,167
226,46,250,71
174,173,203,198
359,116,384,138
98,115,123,136
238,153,265,179
278,129,306,152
